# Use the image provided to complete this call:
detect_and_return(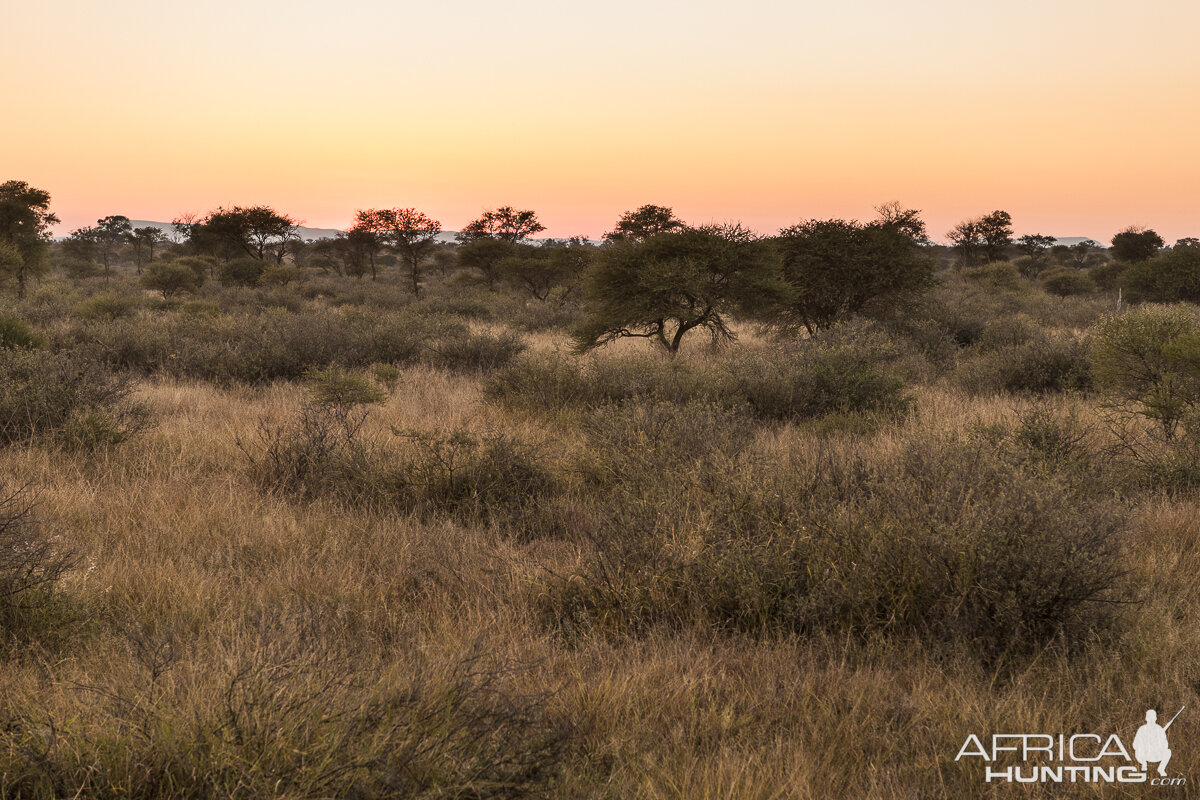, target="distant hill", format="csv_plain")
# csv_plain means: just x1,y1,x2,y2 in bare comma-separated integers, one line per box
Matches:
1051,237,1103,247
